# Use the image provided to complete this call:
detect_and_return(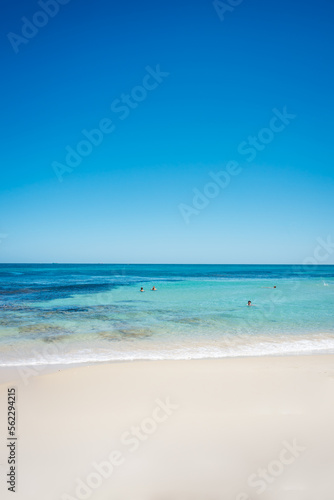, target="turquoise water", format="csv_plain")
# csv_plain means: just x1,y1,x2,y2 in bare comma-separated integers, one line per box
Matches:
0,264,334,366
